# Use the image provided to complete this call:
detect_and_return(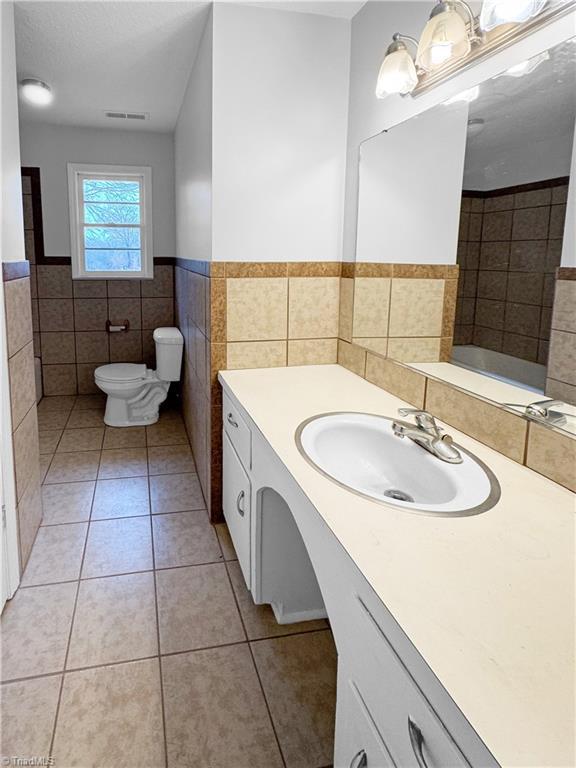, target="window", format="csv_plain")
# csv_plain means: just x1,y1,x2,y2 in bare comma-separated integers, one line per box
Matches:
68,163,153,279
